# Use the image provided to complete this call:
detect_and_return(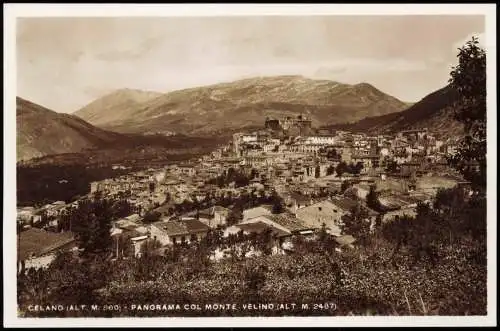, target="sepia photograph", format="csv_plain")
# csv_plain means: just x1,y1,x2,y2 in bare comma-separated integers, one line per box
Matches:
3,3,497,328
